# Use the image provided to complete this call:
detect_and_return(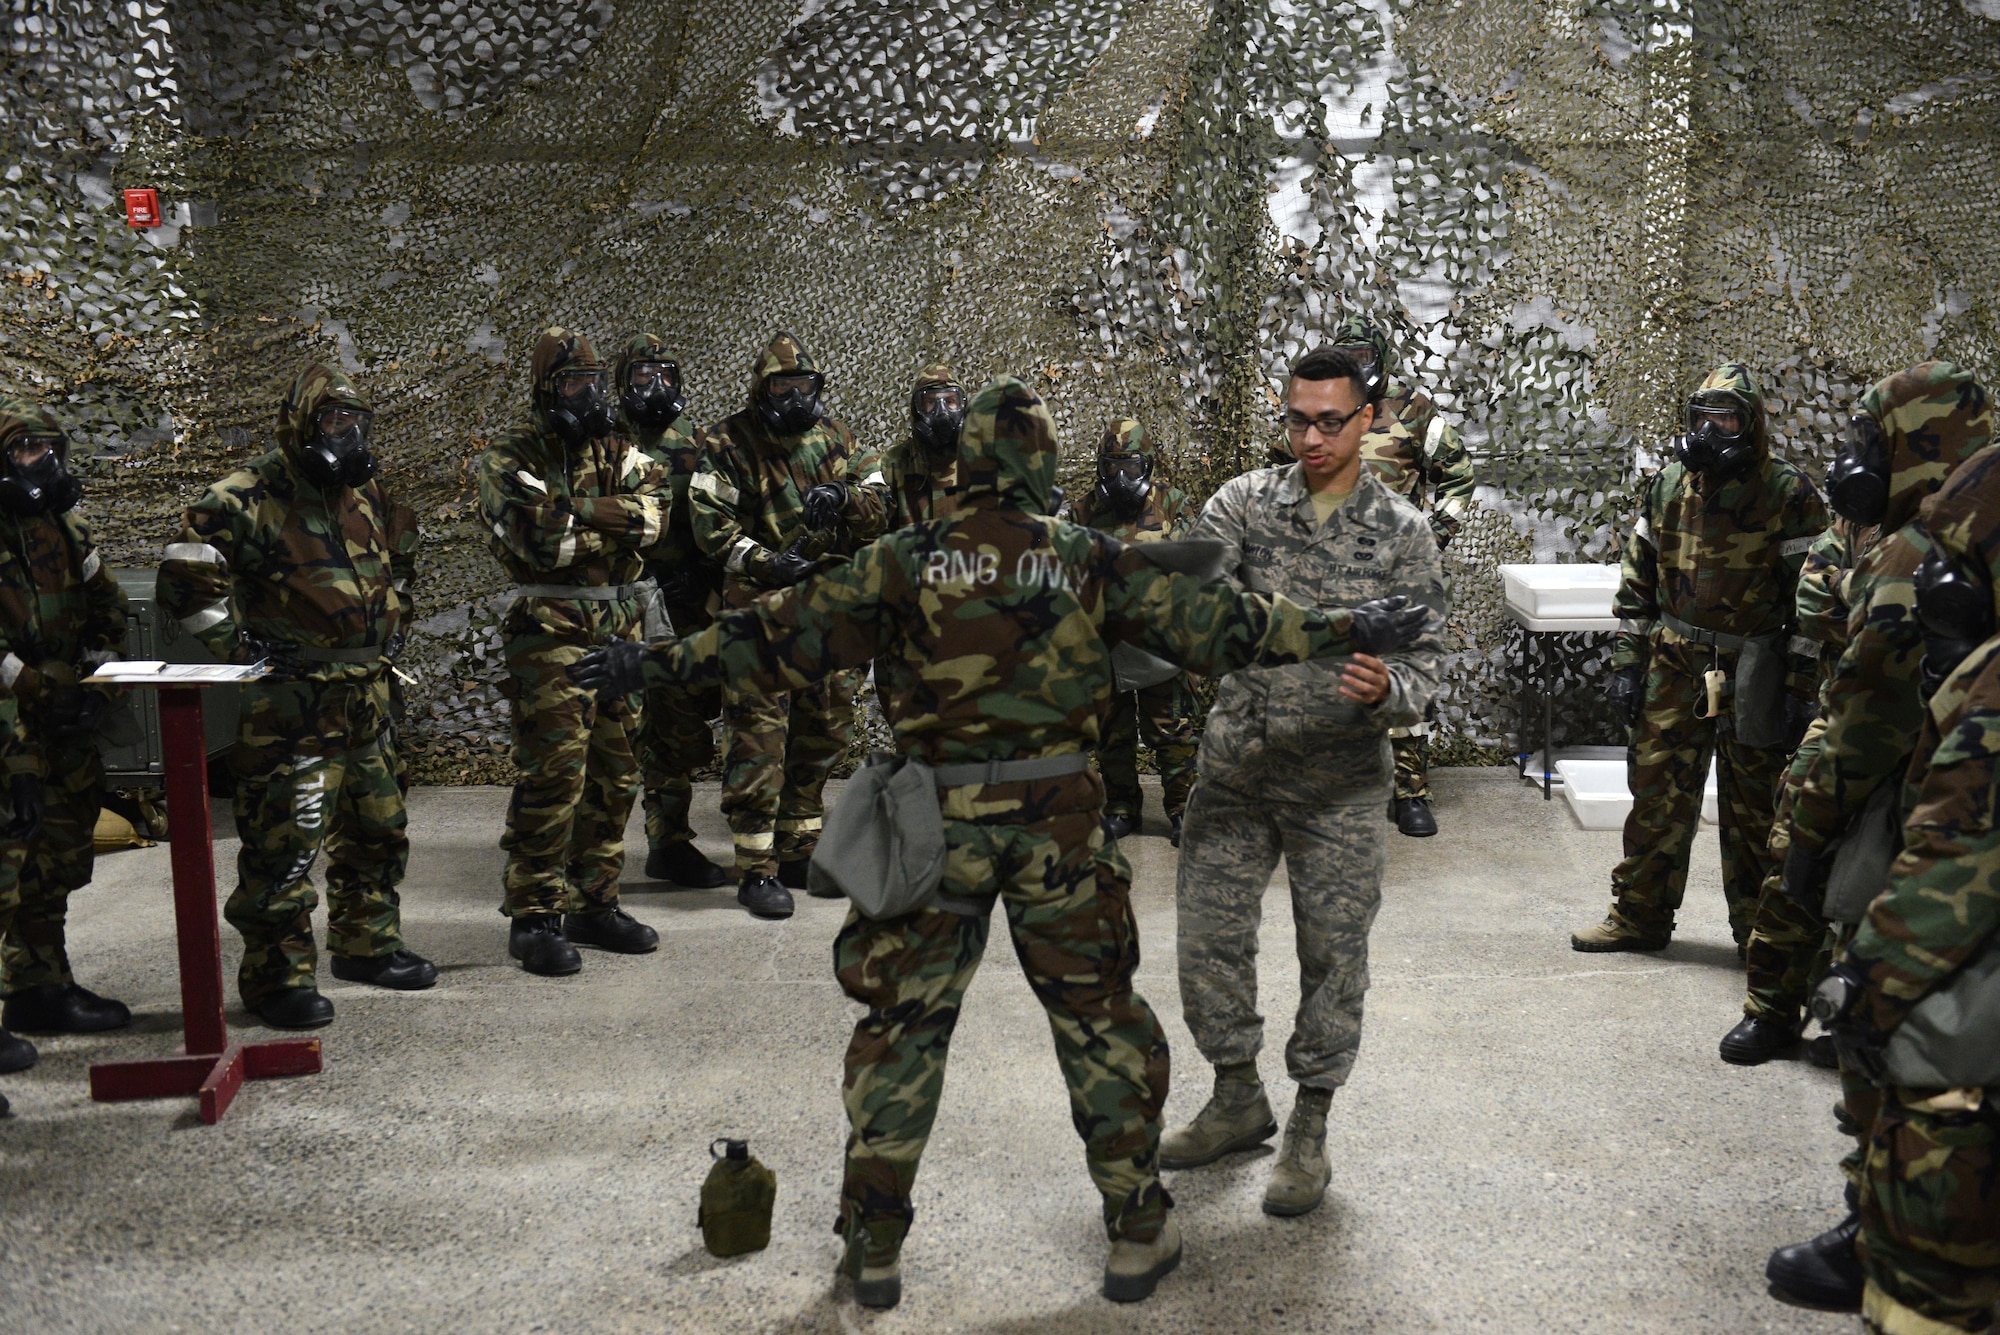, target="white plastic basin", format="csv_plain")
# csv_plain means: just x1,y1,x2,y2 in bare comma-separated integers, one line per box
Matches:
1556,756,1720,829
1498,563,1620,620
